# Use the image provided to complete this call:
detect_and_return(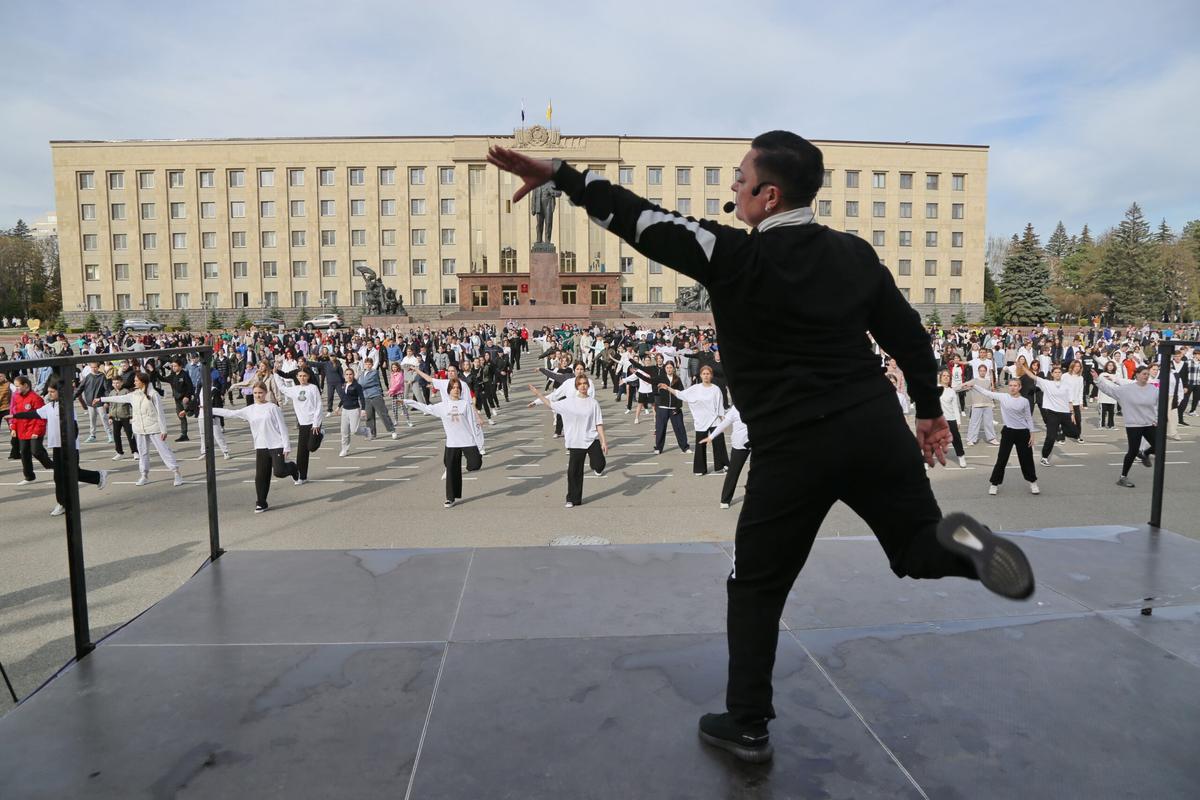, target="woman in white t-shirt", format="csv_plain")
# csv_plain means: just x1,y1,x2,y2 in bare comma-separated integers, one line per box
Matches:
660,365,728,476
214,383,299,513
405,378,485,508
529,376,607,508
